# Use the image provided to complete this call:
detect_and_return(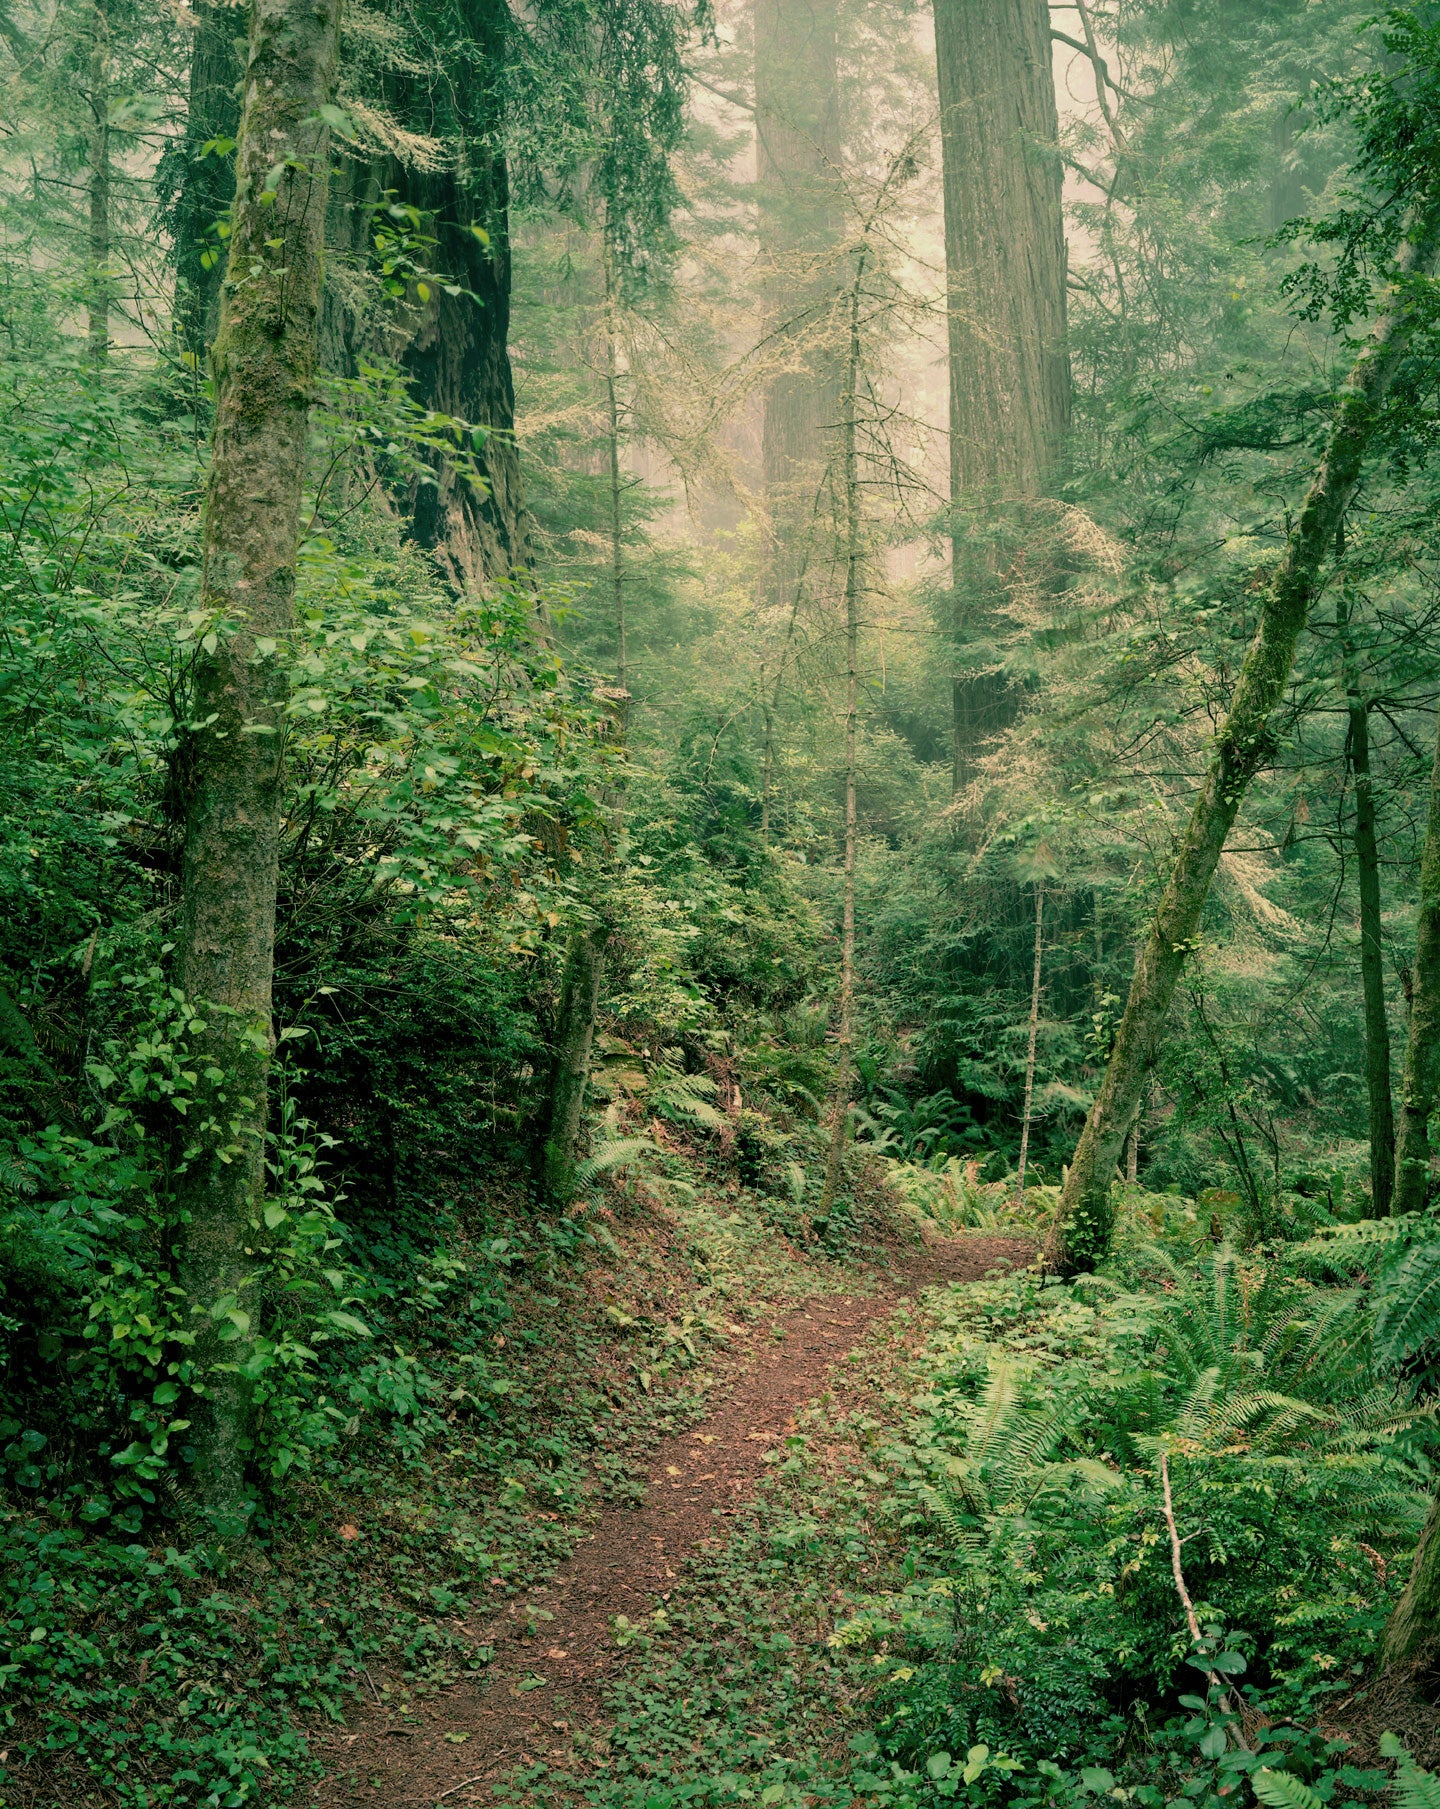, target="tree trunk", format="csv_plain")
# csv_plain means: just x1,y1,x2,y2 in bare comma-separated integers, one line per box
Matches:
391,156,528,587
1394,704,1440,1215
87,0,110,364
368,0,526,588
173,0,243,368
1044,200,1440,1275
1384,1487,1440,1674
171,0,341,1523
537,927,606,1204
754,0,841,614
1014,884,1044,1207
1387,726,1440,1649
604,257,628,707
760,665,774,845
932,0,1069,787
1339,596,1396,1214
818,245,864,1224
